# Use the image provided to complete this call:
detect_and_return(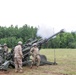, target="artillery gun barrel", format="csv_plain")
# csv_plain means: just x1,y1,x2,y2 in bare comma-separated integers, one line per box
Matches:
37,29,64,45
47,29,64,41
